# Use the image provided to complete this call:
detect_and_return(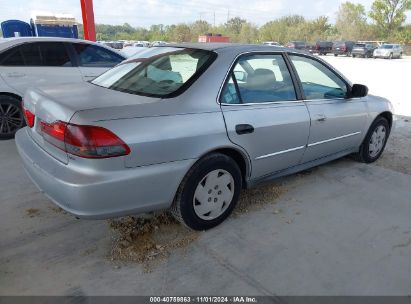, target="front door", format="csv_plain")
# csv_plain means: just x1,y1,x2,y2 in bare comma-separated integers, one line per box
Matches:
220,53,310,179
288,54,368,163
